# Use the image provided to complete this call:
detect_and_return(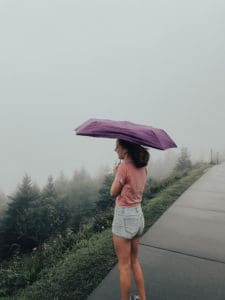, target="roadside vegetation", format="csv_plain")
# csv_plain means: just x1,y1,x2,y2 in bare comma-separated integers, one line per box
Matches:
0,148,212,299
